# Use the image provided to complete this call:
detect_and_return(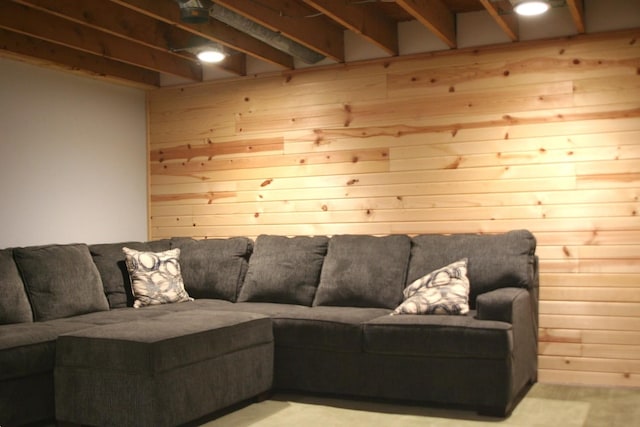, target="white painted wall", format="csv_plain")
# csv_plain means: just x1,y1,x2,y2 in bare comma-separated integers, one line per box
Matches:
0,58,148,247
